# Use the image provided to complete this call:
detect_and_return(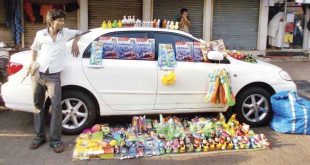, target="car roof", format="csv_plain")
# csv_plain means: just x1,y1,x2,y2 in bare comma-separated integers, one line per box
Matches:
89,27,197,39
